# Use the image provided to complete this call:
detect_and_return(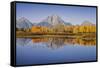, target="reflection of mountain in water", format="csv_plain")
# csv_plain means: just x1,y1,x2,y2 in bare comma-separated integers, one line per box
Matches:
47,38,65,49
16,38,31,46
17,37,96,49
